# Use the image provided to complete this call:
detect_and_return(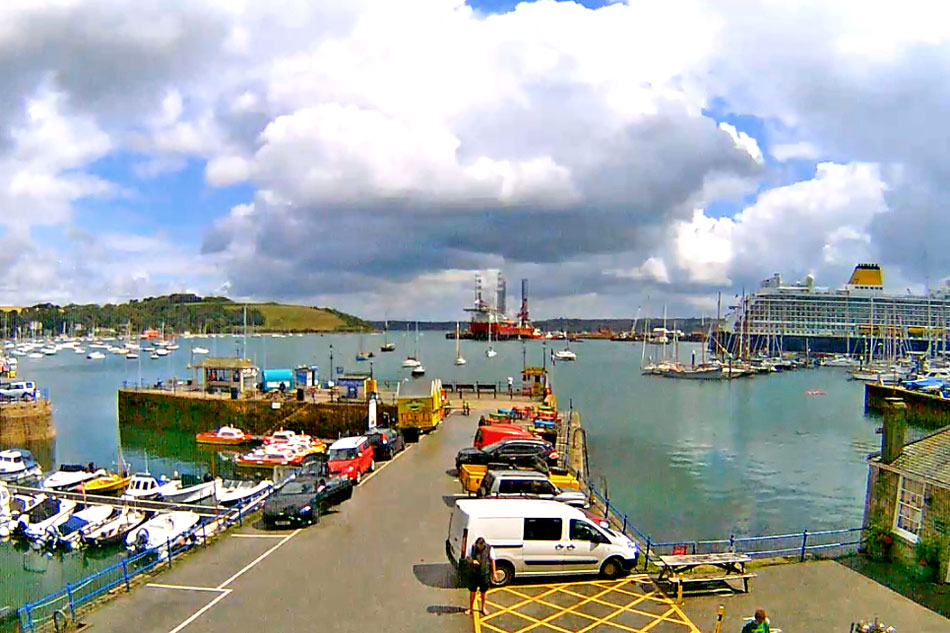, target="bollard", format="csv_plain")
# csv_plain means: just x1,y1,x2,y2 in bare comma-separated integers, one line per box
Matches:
122,558,131,592
713,605,725,633
800,529,809,562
